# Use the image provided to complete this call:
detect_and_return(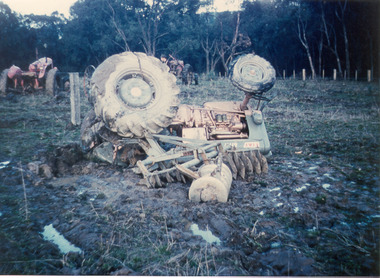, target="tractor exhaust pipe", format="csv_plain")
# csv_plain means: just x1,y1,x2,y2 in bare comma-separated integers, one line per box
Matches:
240,94,252,111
